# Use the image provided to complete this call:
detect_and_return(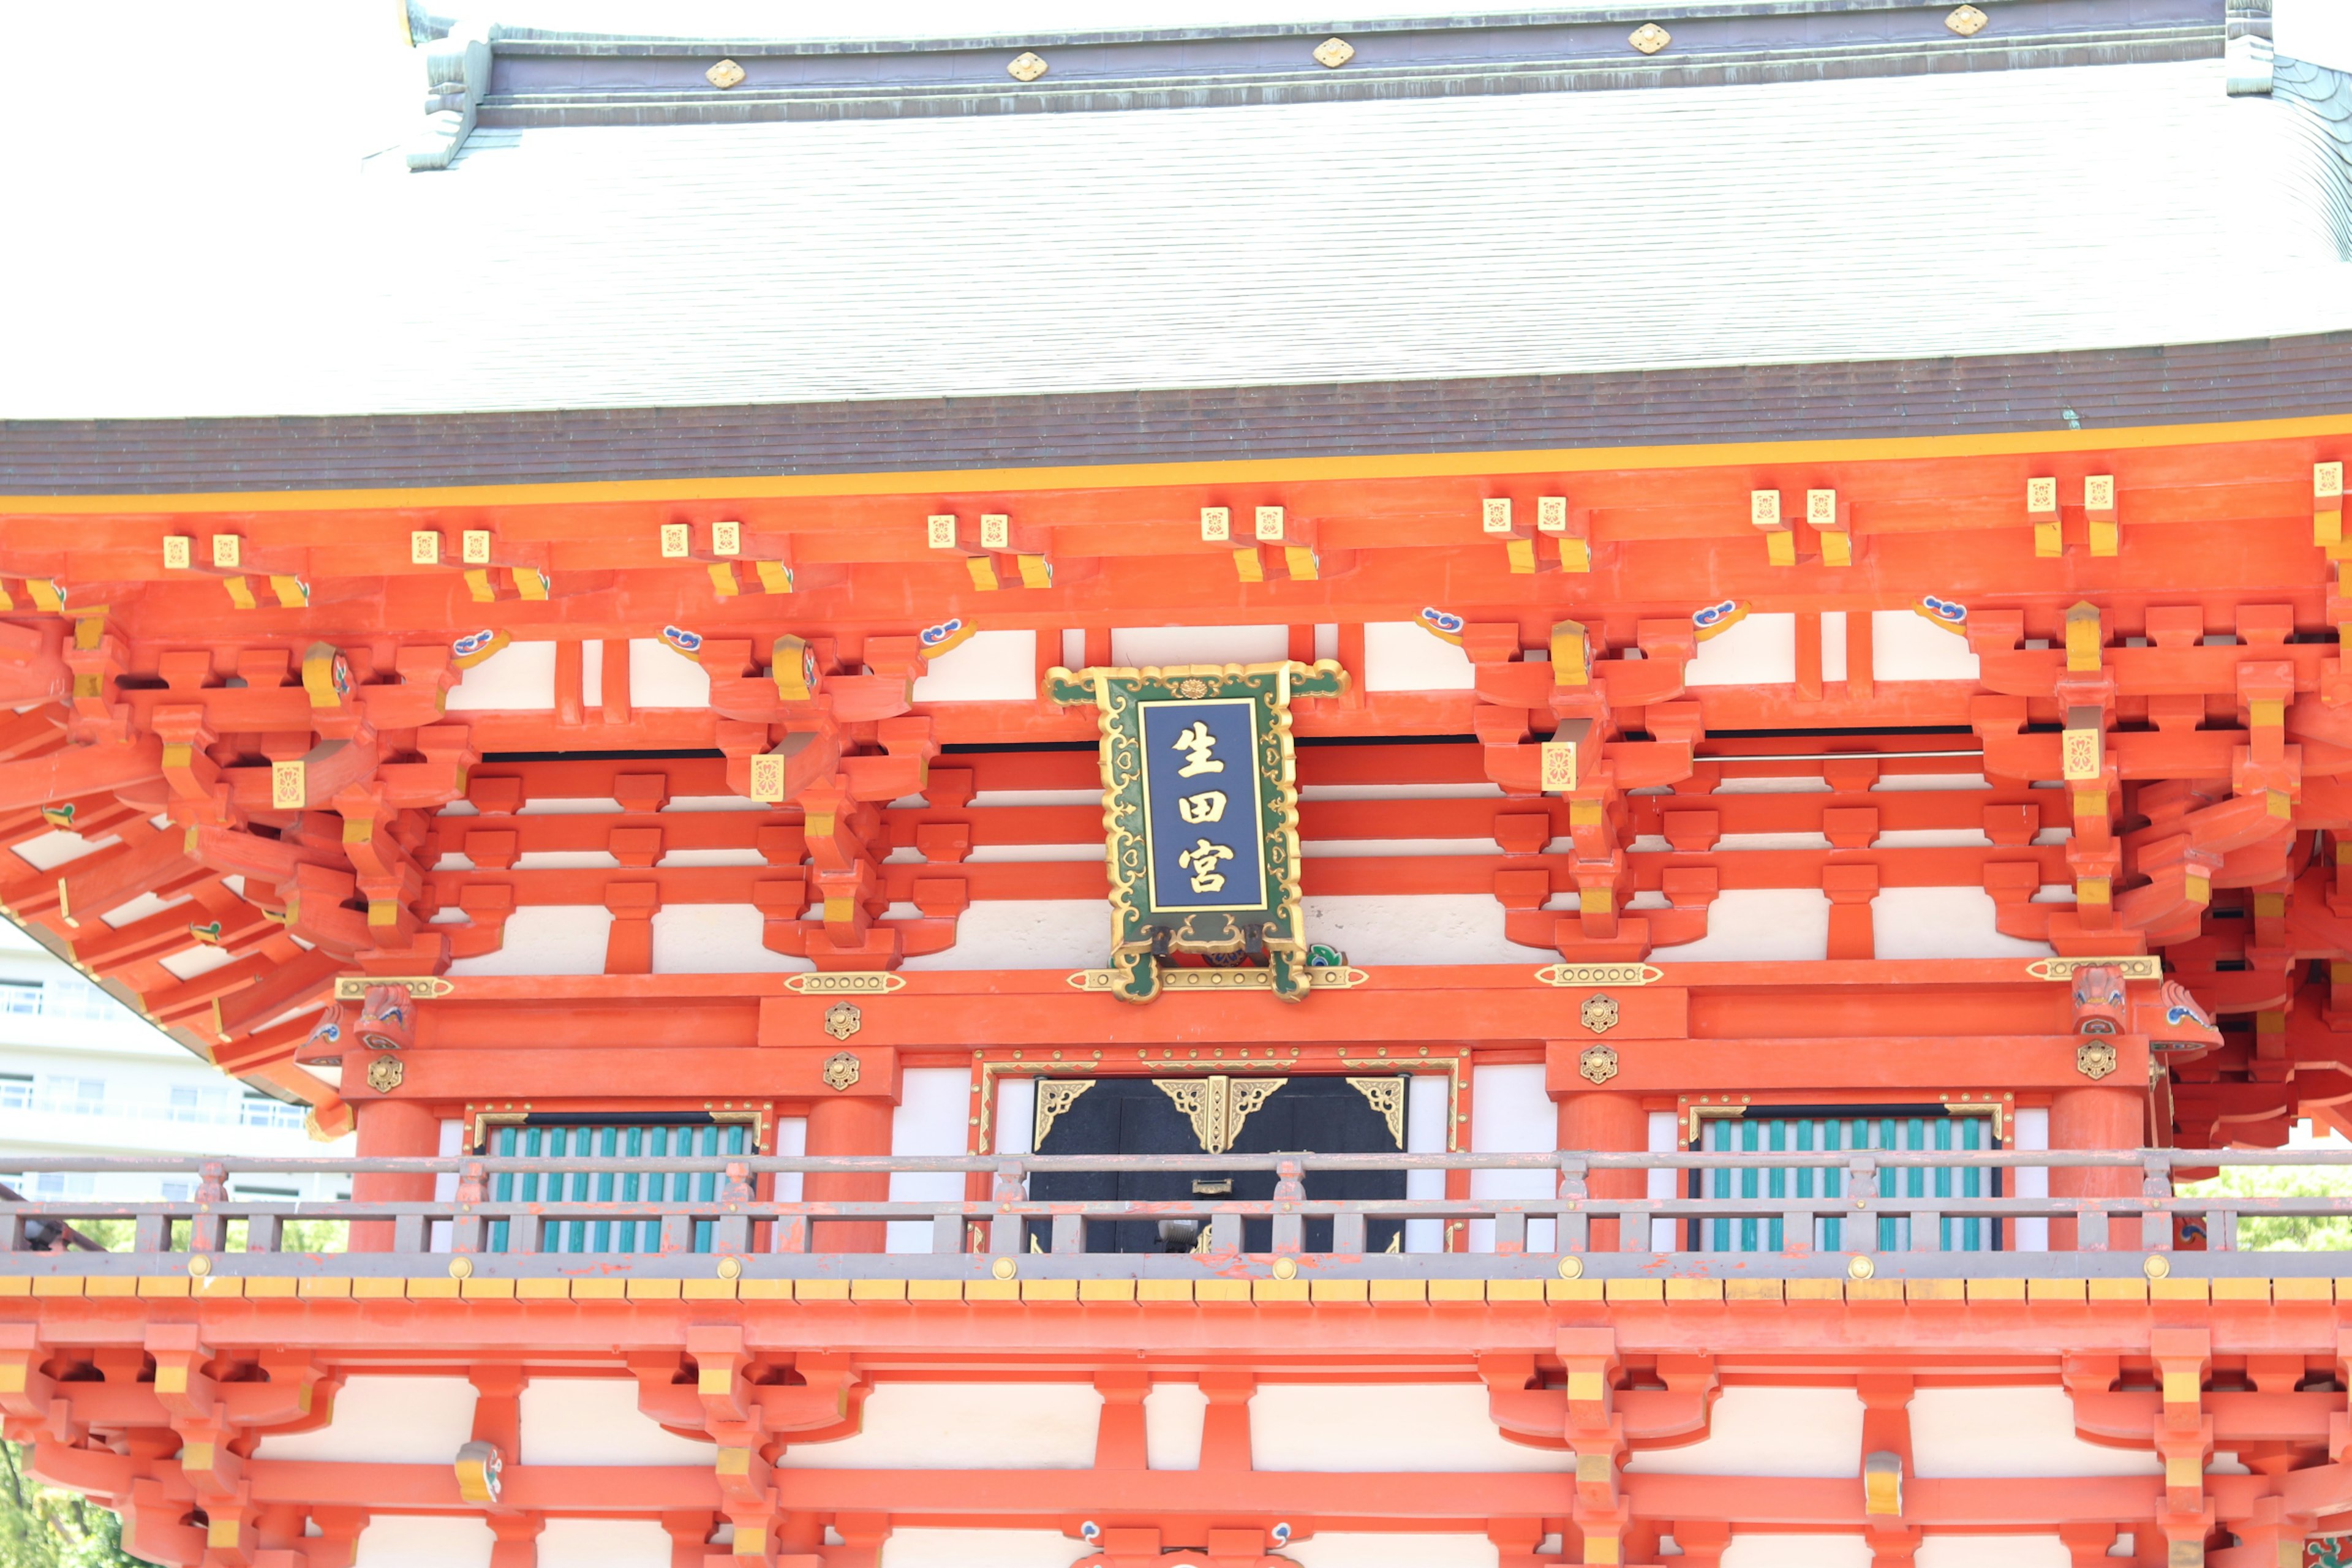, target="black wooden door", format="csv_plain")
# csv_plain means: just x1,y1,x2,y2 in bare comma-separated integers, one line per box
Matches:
1026,1076,1406,1254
